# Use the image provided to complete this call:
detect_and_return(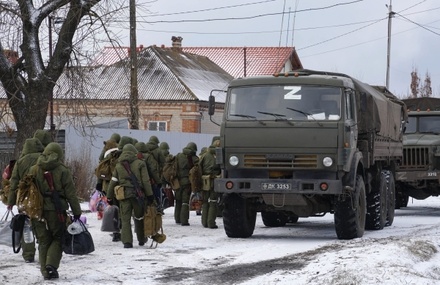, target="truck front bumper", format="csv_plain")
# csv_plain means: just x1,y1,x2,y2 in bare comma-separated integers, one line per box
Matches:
214,178,343,195
396,171,440,181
